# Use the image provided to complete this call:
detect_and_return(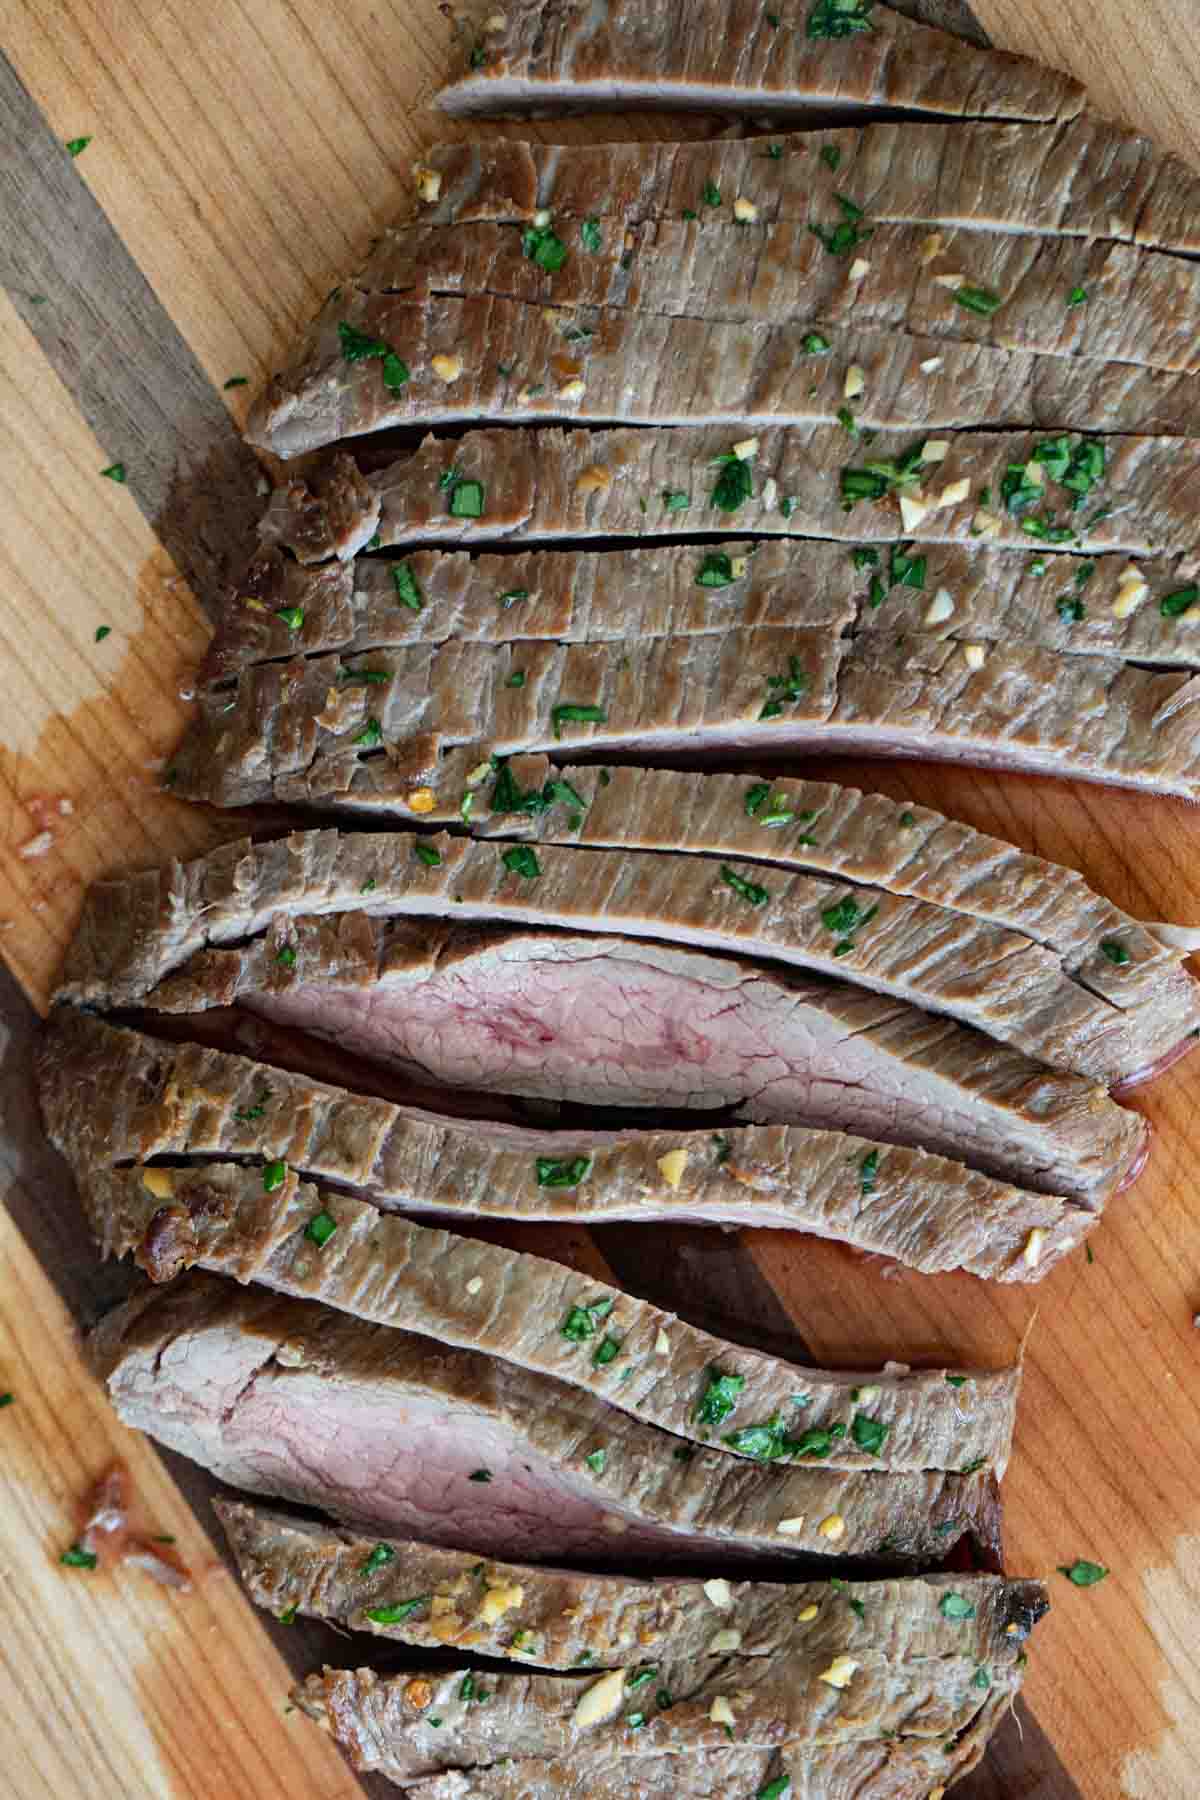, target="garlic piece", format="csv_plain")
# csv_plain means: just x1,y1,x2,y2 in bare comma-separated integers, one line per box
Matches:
407,787,436,813
932,271,965,289
762,476,778,510
818,1655,860,1690
732,436,759,462
657,1148,689,1188
919,356,944,374
1023,1227,1047,1268
465,1276,483,1295
852,1384,880,1407
465,760,492,788
484,10,508,27
848,257,871,282
729,556,749,579
654,1328,670,1355
412,165,442,204
141,1168,175,1199
775,1517,807,1536
962,643,987,671
797,1603,820,1623
817,1513,847,1542
704,1578,734,1610
920,231,945,264
709,1628,744,1653
1112,566,1149,619
936,477,971,509
1025,457,1046,488
573,1668,628,1729
532,208,551,229
922,440,949,464
924,588,955,626
479,1579,524,1625
709,1696,736,1728
972,509,1003,540
431,353,462,383
733,196,758,223
843,364,866,400
557,377,587,402
898,491,930,531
